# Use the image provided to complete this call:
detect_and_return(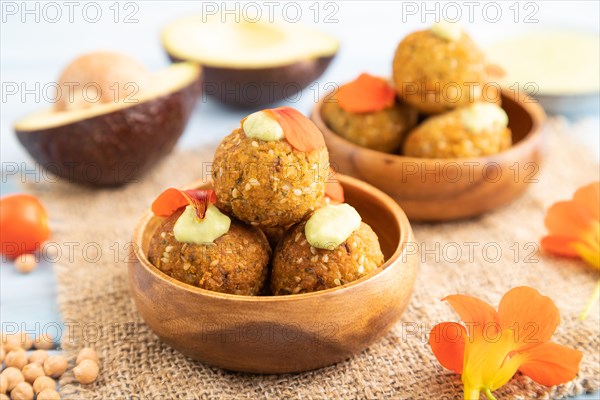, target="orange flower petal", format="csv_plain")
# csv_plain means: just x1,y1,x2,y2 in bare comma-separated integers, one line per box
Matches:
518,342,583,386
573,182,600,221
443,294,499,337
151,189,217,219
325,167,344,203
268,107,326,153
497,287,560,352
336,73,396,113
545,201,594,239
572,241,600,270
429,322,466,374
541,235,581,257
